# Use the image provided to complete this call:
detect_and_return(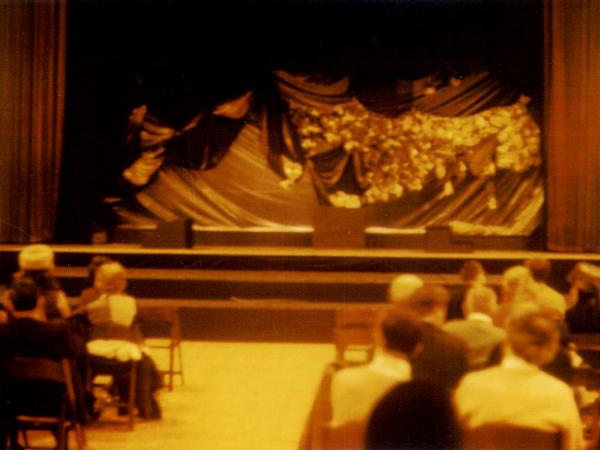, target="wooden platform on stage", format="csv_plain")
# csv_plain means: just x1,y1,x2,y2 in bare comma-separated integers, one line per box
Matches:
1,243,599,342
